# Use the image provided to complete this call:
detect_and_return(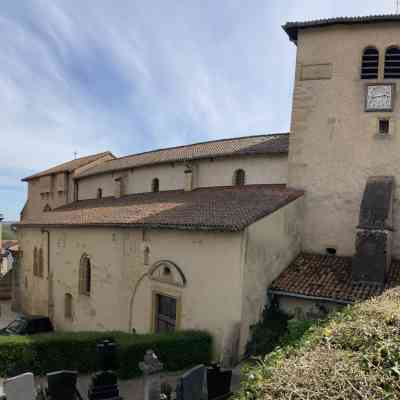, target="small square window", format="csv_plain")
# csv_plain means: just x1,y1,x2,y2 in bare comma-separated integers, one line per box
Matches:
379,119,390,135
